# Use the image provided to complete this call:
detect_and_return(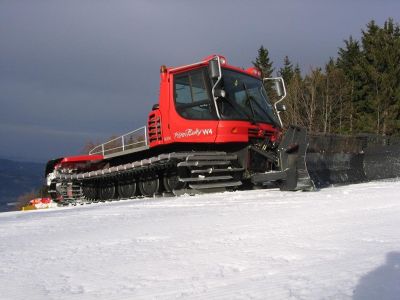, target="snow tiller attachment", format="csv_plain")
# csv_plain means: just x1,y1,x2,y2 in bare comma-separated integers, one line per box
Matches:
306,133,400,188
